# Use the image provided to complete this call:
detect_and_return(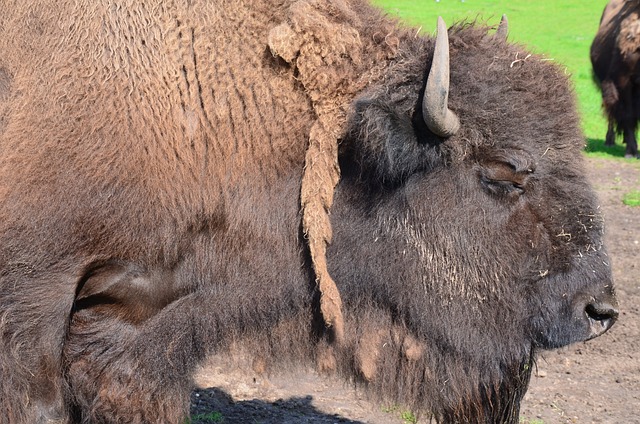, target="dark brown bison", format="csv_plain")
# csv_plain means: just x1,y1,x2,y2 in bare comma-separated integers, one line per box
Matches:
591,0,640,158
0,1,618,423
